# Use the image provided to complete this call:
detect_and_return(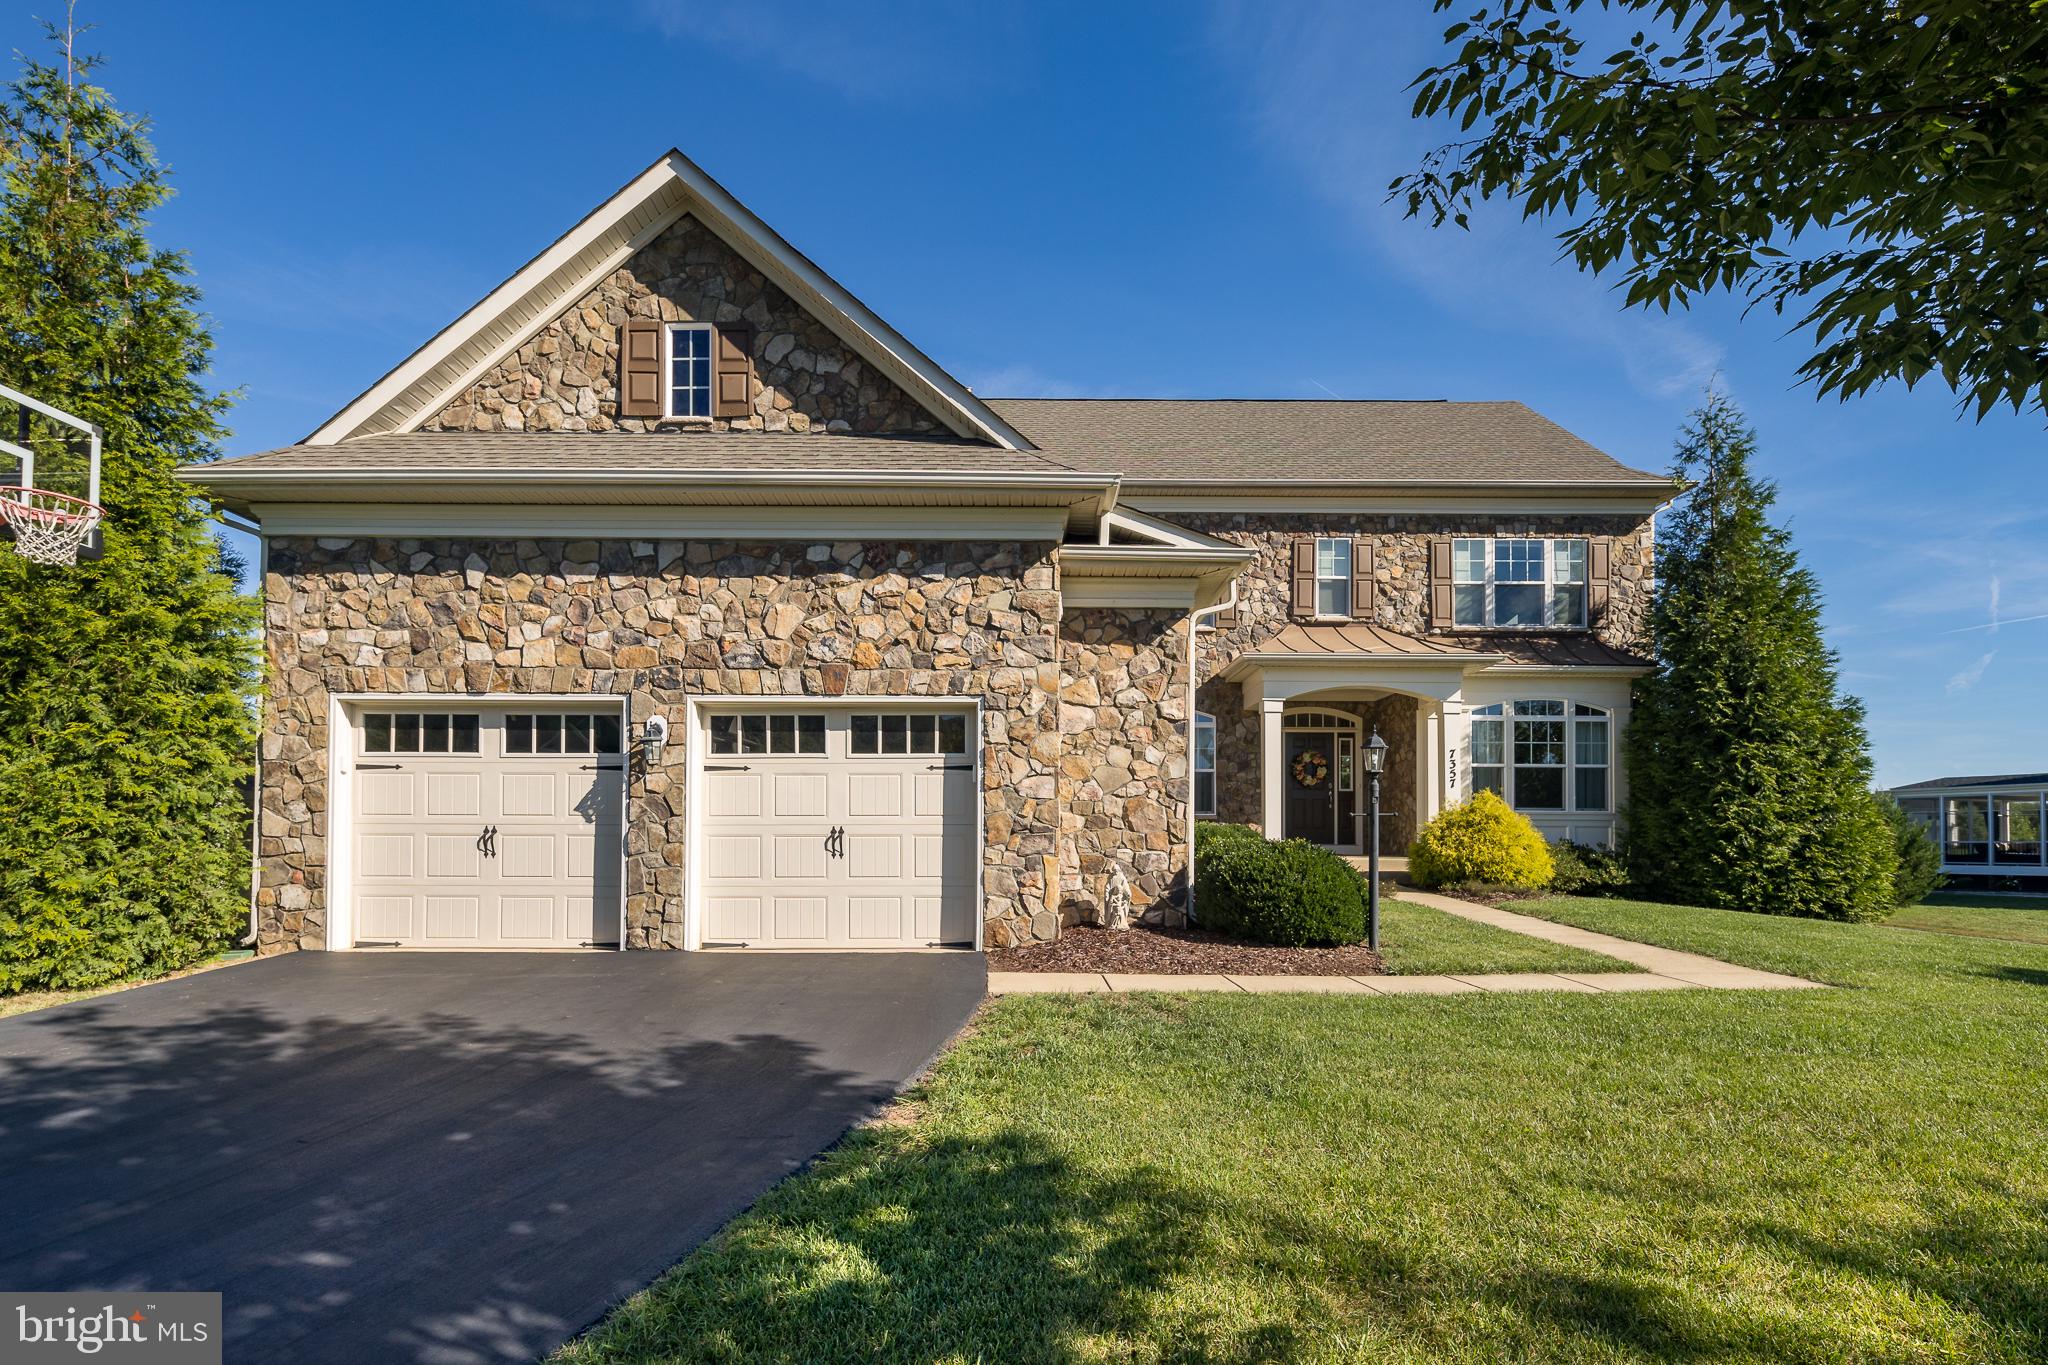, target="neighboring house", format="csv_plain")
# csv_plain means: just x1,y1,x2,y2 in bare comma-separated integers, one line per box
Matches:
182,150,1673,956
1891,775,2048,894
